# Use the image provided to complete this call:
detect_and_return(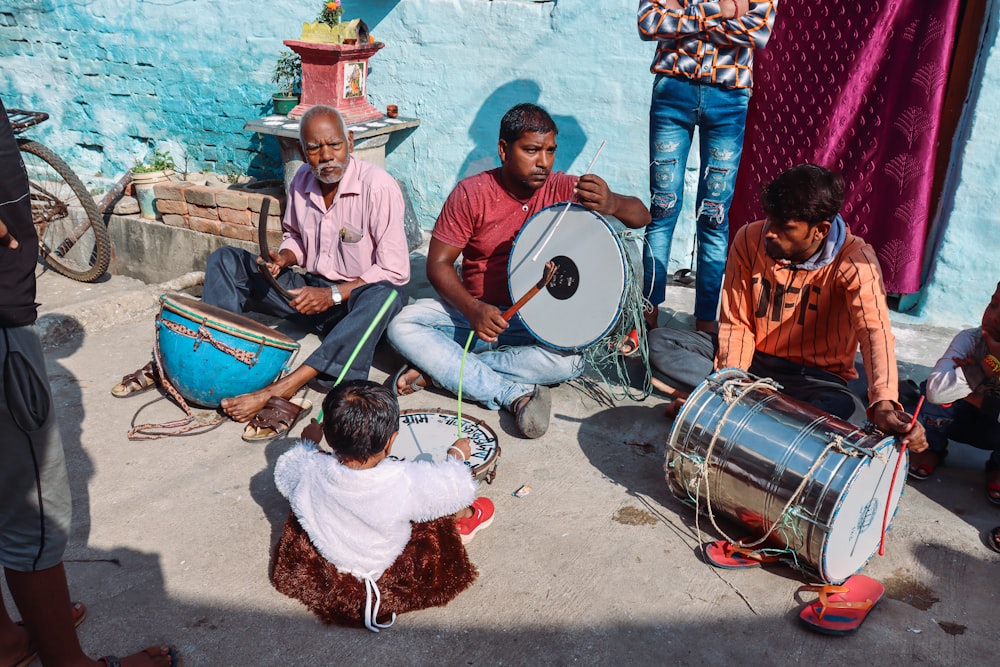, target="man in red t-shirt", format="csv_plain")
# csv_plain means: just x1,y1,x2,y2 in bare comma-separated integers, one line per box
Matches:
387,103,649,438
